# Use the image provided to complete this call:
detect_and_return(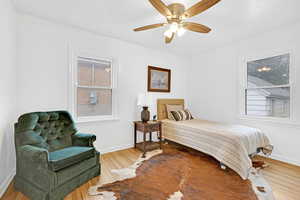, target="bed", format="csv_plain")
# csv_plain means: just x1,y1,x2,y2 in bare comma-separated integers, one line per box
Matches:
157,99,273,180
